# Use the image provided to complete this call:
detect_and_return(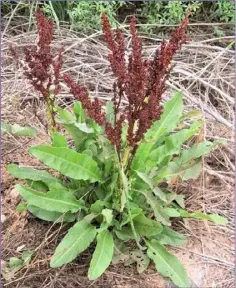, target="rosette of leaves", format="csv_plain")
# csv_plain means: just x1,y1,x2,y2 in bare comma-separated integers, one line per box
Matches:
8,93,227,287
